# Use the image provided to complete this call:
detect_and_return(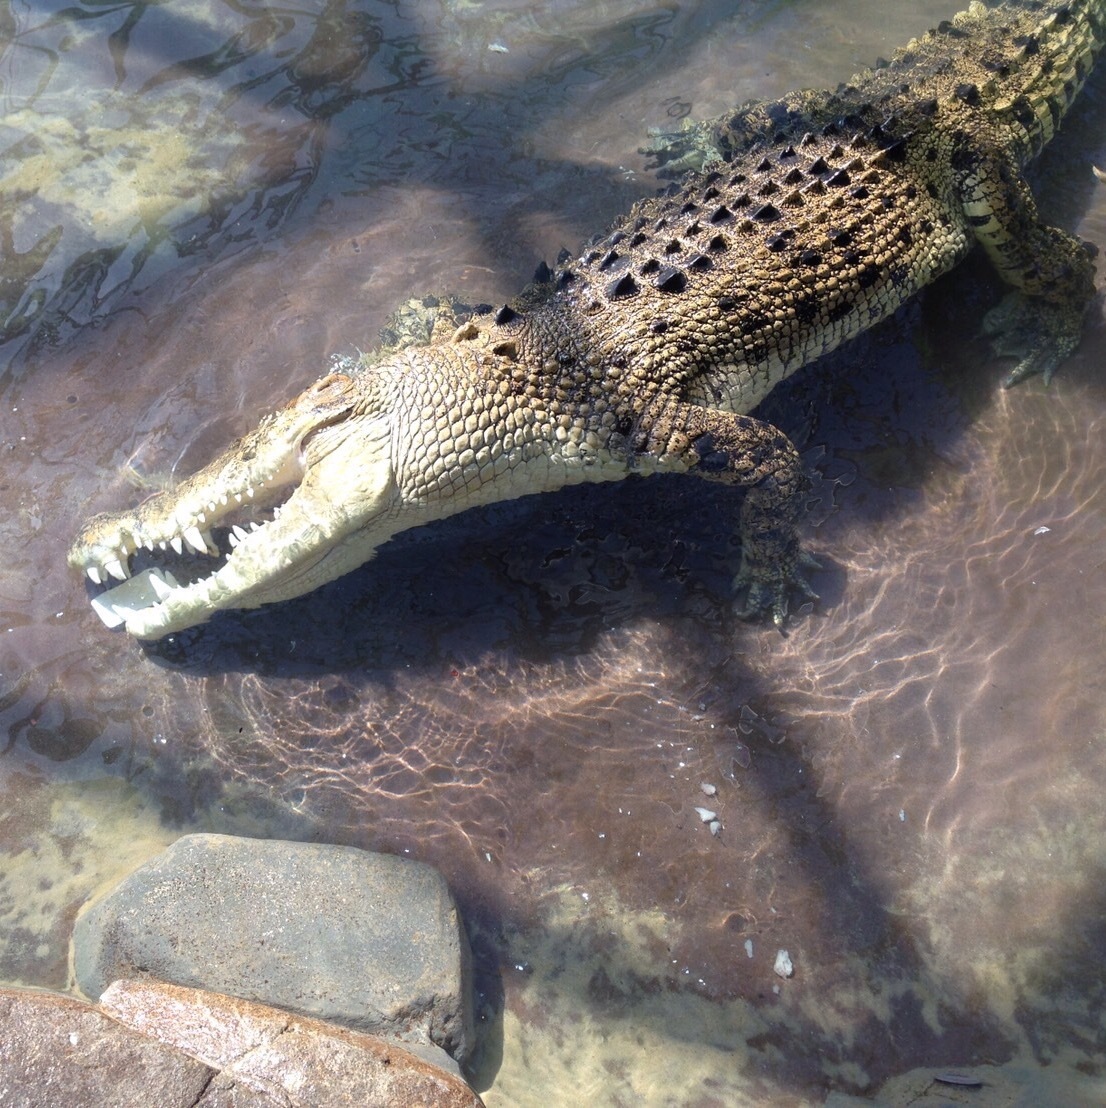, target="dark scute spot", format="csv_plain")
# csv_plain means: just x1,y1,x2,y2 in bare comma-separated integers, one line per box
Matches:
731,192,751,207
822,121,840,137
920,219,934,235
766,233,788,253
680,201,698,215
898,226,913,246
783,167,804,185
607,273,639,299
632,215,649,232
688,254,713,271
492,339,519,359
751,203,779,222
808,155,830,174
495,305,520,325
583,249,600,265
904,184,918,200
717,295,737,312
533,260,554,283
758,180,780,196
709,205,734,224
756,157,772,172
843,249,861,265
778,145,797,159
882,138,908,162
955,82,981,105
728,172,748,187
936,19,968,38
653,267,687,294
640,258,661,275
857,264,880,290
799,131,816,146
1053,5,1071,24
1015,33,1040,56
703,185,720,201
800,249,821,266
827,169,851,187
925,181,940,199
599,249,622,271
557,270,577,288
795,298,820,324
629,232,648,248
828,298,852,323
831,228,852,247
707,234,729,253
848,185,869,200
650,318,669,334
1012,96,1036,129
686,220,702,236
692,432,730,472
653,217,669,232
917,98,938,116
664,239,682,255
703,170,723,185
